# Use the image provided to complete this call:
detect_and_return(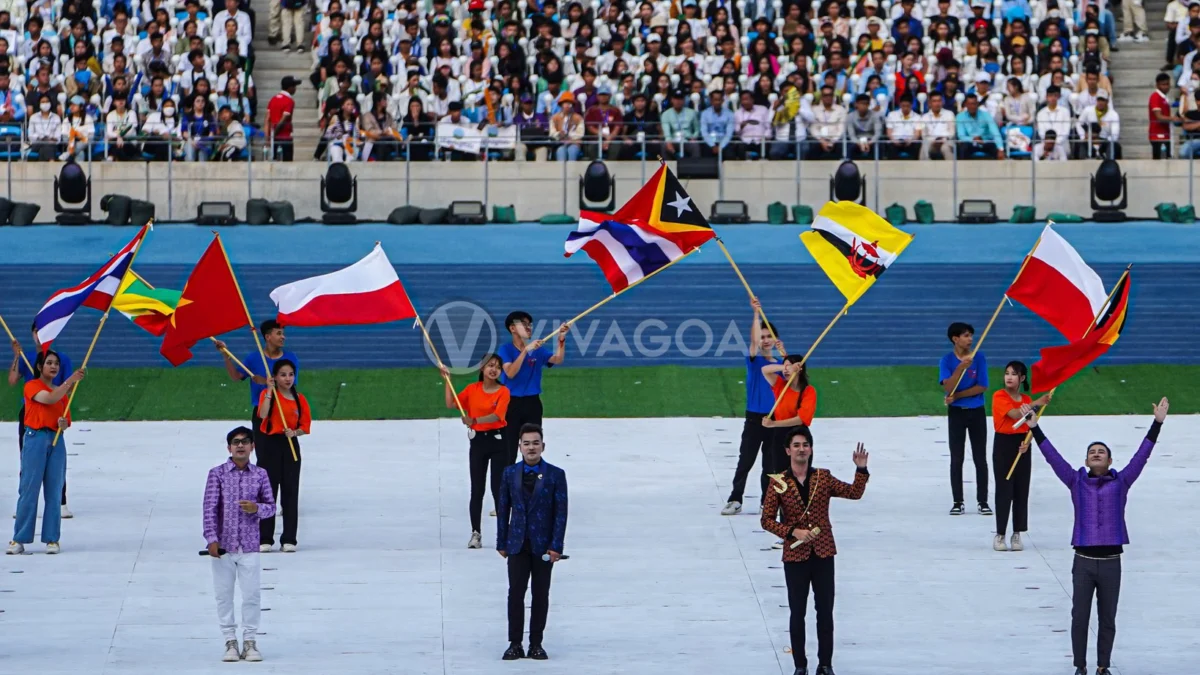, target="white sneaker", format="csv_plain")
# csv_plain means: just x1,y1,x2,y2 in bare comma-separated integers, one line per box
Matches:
1135,32,1150,43
241,640,262,662
281,544,296,553
6,540,23,555
45,542,60,554
259,544,272,553
468,531,482,549
222,639,241,662
1117,32,1134,43
720,501,743,516
1010,533,1024,551
993,534,1008,551
61,504,72,519
771,539,784,549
